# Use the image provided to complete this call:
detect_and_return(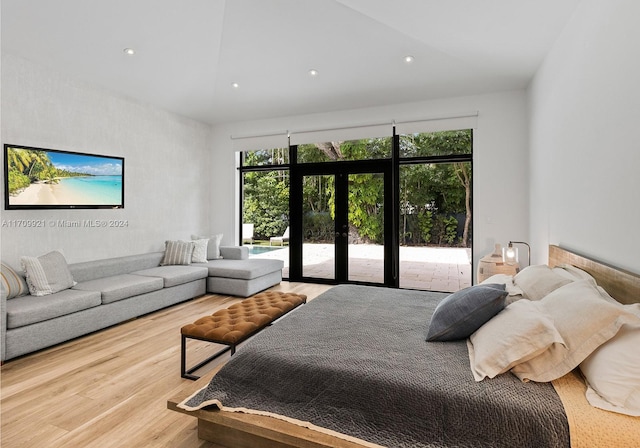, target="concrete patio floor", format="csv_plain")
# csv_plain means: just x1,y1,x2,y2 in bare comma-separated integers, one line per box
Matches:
250,244,472,293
